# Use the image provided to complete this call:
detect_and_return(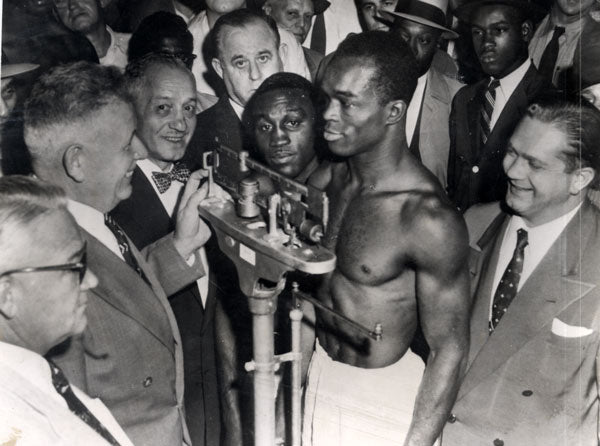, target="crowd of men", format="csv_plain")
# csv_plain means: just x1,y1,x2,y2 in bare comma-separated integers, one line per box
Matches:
1,0,600,445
